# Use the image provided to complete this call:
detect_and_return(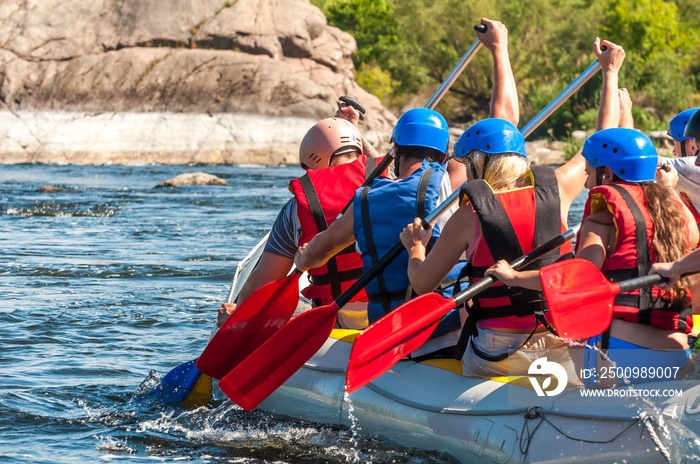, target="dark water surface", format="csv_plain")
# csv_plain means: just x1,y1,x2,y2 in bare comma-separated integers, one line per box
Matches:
0,164,479,463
